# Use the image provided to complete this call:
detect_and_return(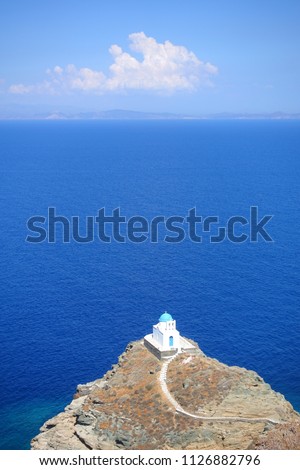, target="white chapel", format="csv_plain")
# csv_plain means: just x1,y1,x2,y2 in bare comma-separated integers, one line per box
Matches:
144,311,196,360
152,311,181,350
